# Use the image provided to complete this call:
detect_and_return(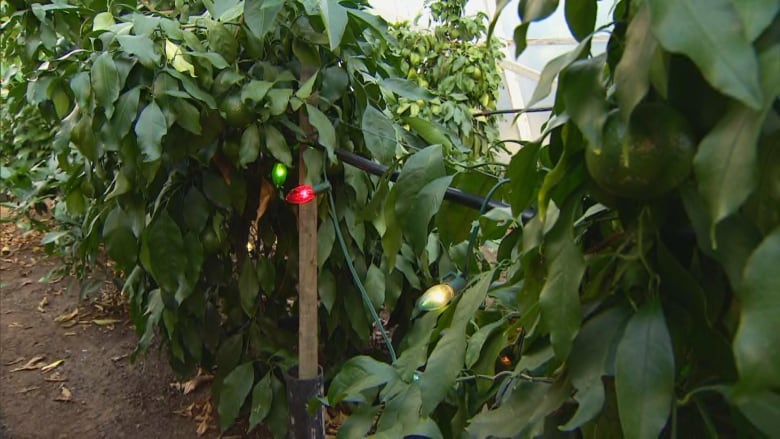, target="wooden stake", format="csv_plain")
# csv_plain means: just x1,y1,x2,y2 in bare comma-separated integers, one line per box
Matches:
297,67,318,380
